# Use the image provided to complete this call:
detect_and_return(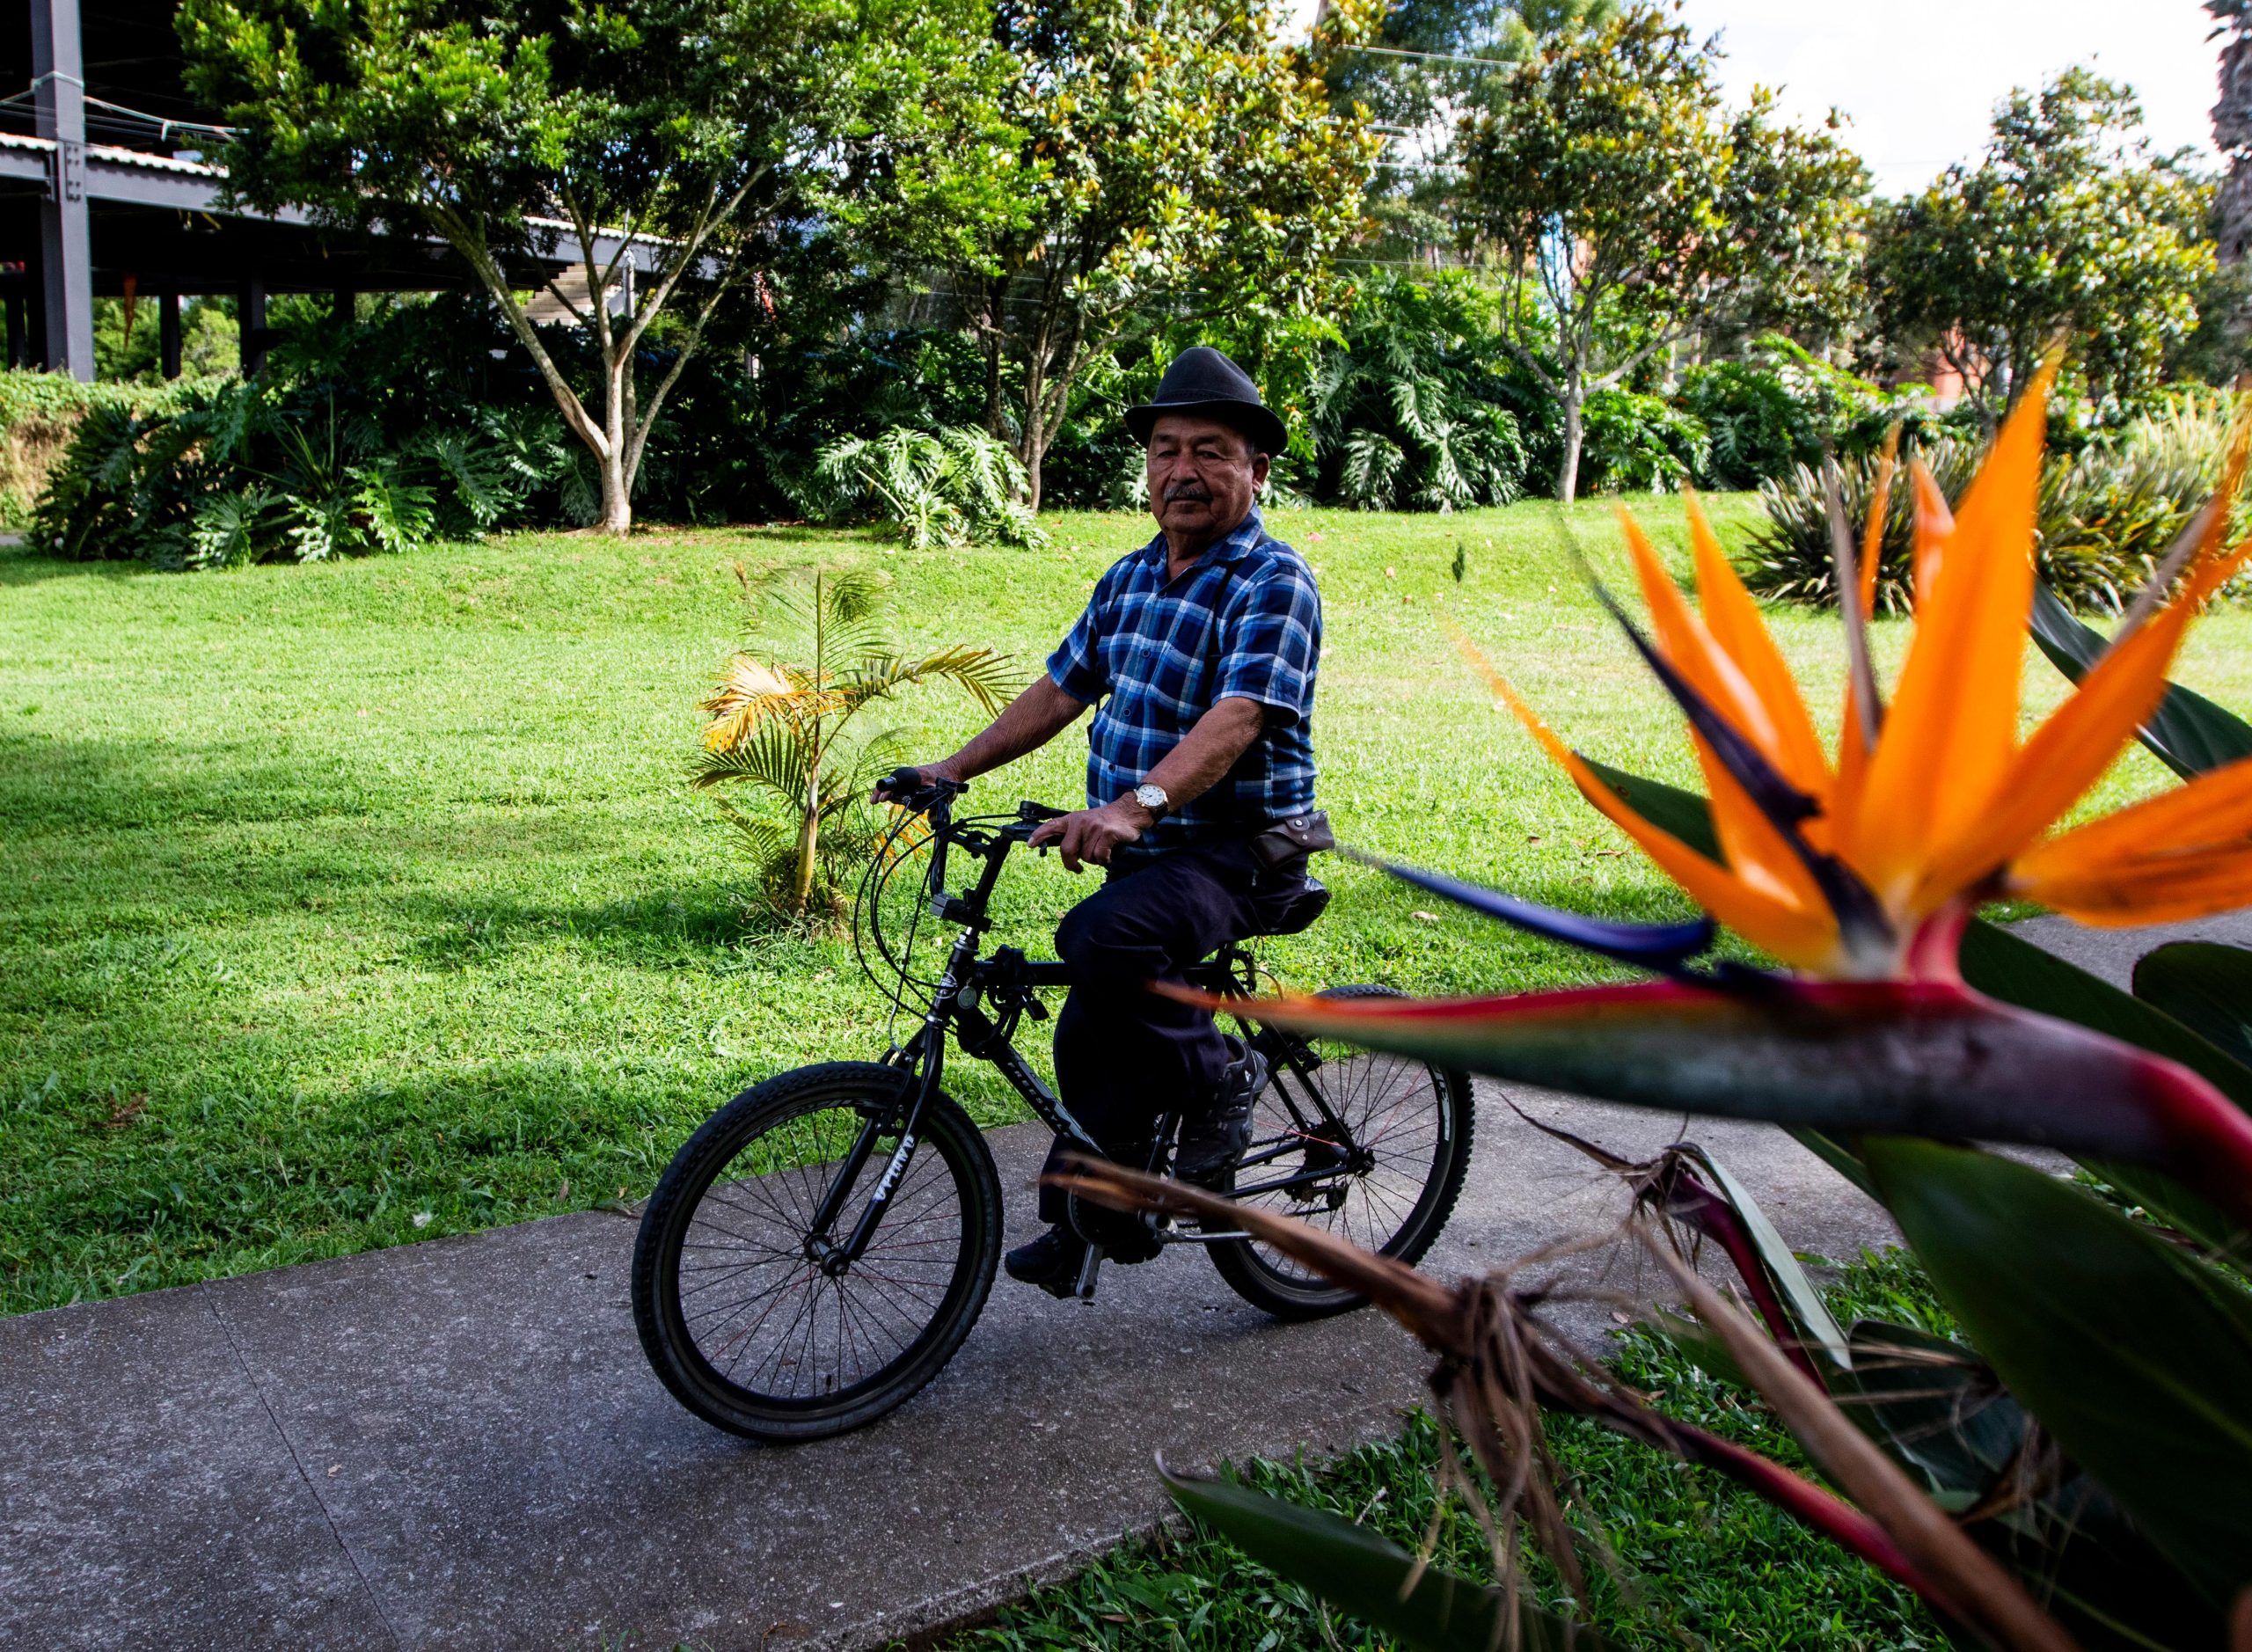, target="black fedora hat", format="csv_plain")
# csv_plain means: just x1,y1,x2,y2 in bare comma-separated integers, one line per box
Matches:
1125,346,1288,457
